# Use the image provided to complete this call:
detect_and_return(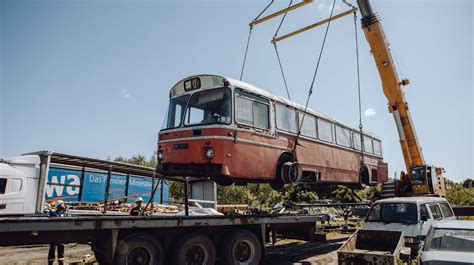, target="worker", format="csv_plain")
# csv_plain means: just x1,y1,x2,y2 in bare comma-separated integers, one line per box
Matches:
48,200,68,265
130,197,144,216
